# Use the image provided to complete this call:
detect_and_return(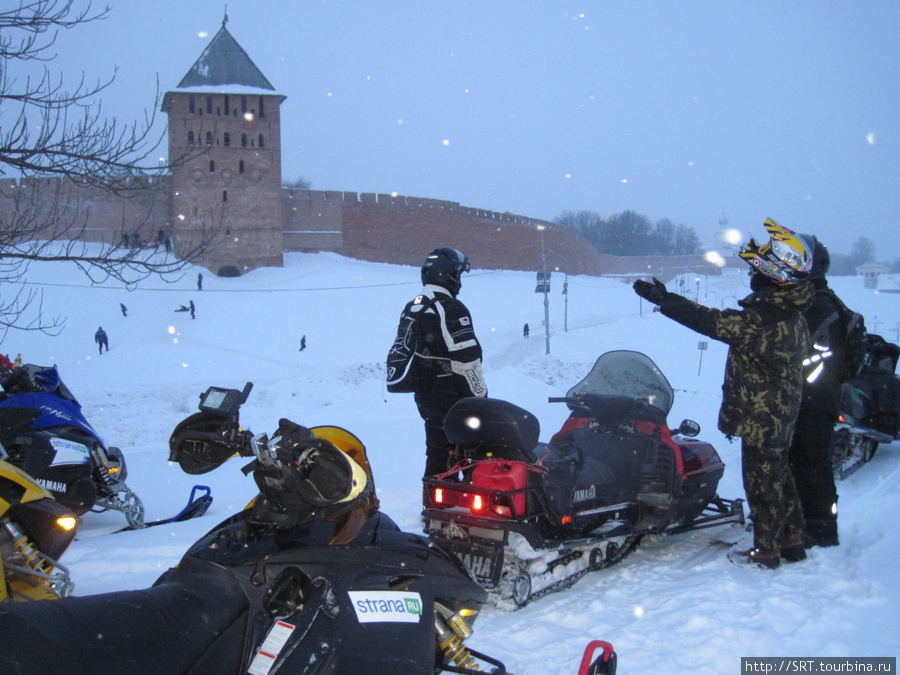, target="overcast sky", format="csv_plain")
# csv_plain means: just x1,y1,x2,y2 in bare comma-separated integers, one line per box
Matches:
13,1,900,258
